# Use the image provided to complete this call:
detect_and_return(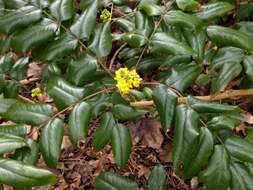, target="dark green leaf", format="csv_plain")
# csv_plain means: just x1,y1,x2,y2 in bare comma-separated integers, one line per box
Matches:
67,54,98,86
194,2,235,21
114,18,134,32
243,55,253,83
199,145,231,190
40,118,64,167
46,76,85,110
176,0,199,12
3,102,53,125
93,112,115,151
234,22,253,37
93,171,138,190
207,25,253,51
0,158,57,188
70,0,98,39
145,165,167,190
0,6,42,34
50,0,74,21
152,85,177,130
135,11,154,37
68,102,92,146
139,3,162,16
3,0,27,9
10,57,29,81
11,19,57,53
208,115,240,131
111,124,132,168
4,81,19,98
0,124,28,137
89,22,112,58
122,30,147,47
0,133,26,154
188,95,239,113
0,98,17,114
112,104,147,121
172,105,200,175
